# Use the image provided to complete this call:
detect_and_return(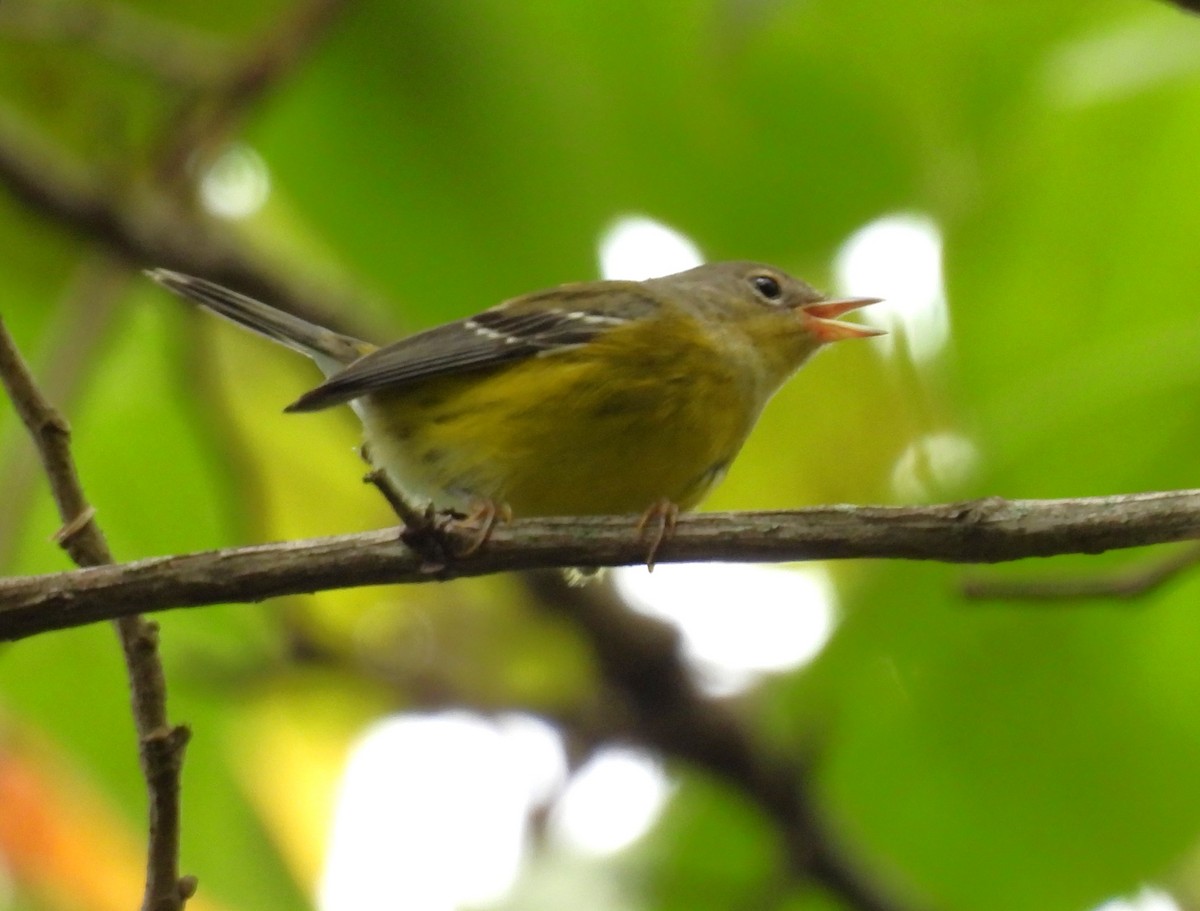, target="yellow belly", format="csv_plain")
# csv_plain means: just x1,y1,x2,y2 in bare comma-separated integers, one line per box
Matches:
359,322,762,517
